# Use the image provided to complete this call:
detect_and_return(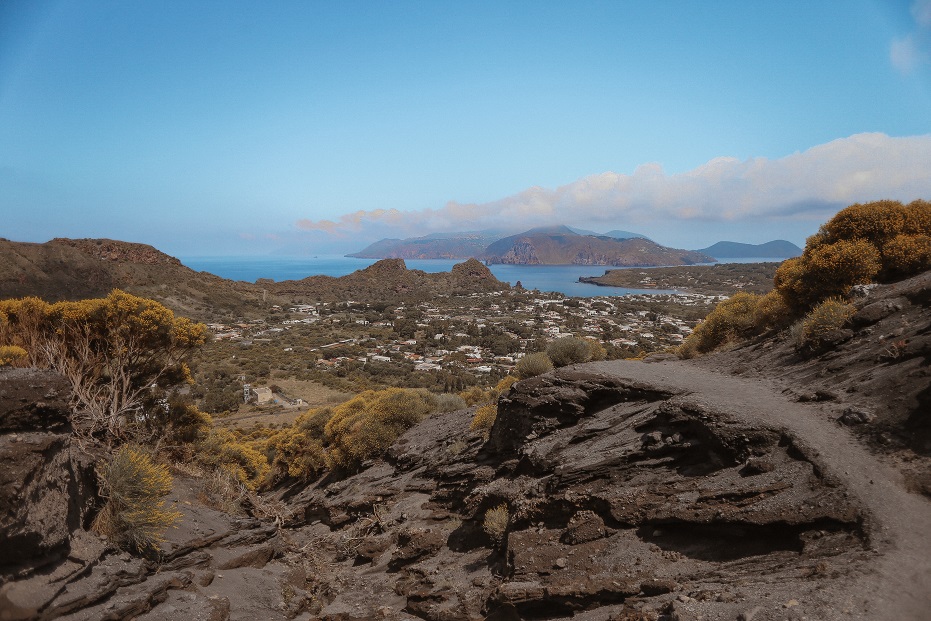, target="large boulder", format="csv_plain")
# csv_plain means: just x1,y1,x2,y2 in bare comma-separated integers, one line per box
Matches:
0,368,97,574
